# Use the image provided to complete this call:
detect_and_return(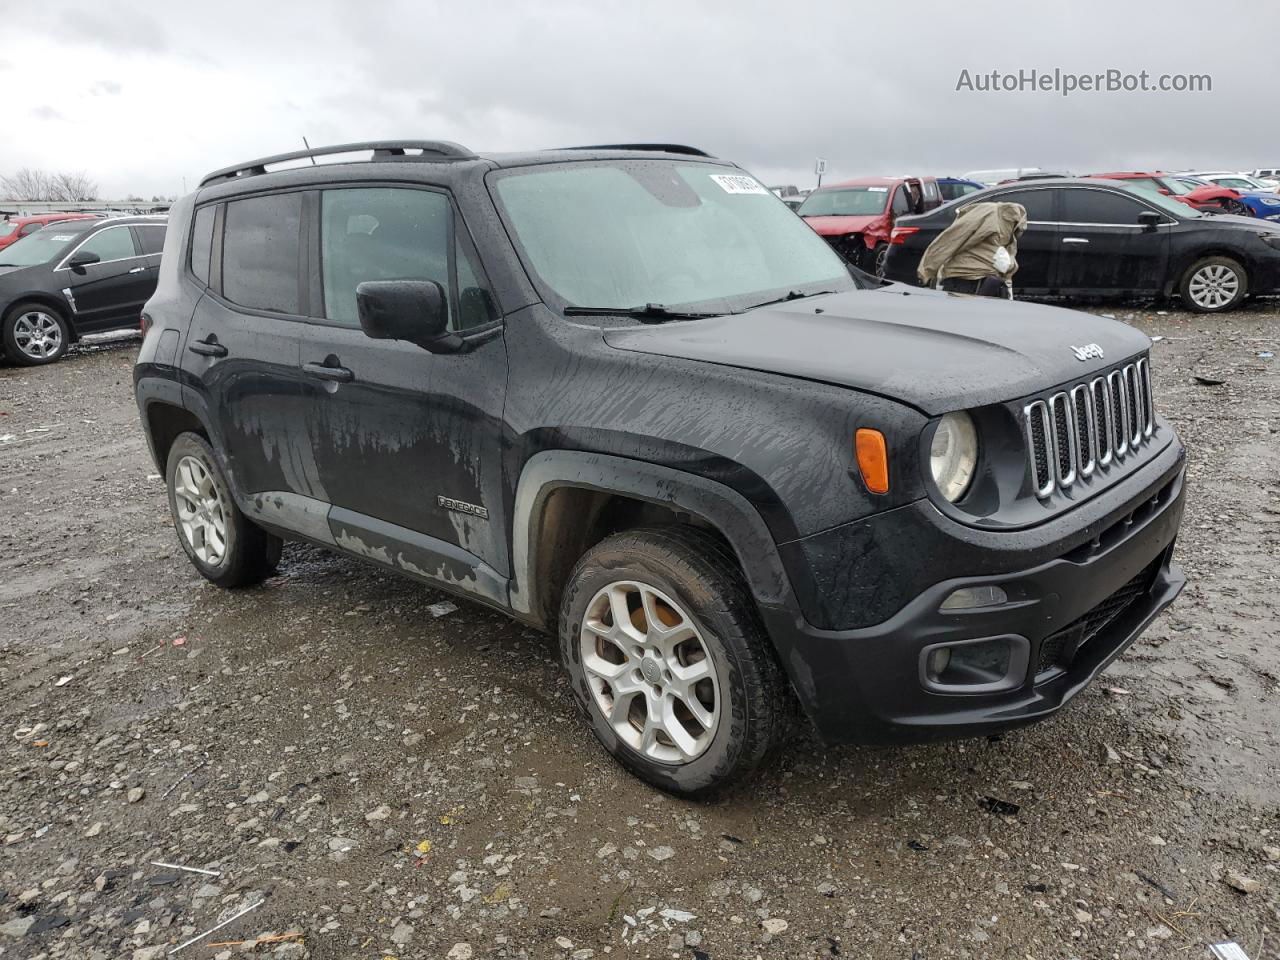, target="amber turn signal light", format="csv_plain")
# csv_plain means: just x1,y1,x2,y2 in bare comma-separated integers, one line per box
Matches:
855,428,890,494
